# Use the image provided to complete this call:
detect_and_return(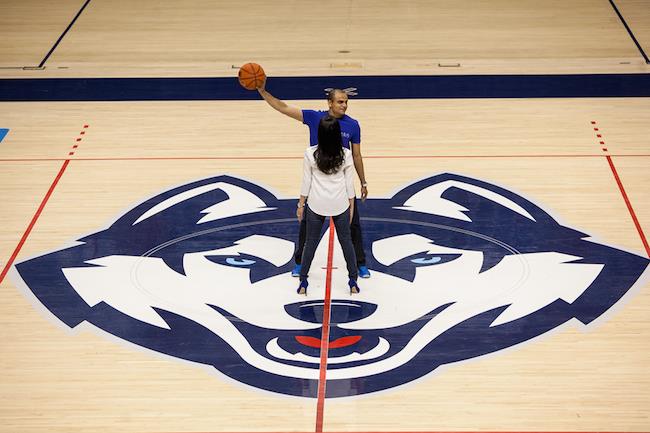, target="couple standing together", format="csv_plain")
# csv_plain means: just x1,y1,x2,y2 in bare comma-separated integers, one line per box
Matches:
257,81,370,295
